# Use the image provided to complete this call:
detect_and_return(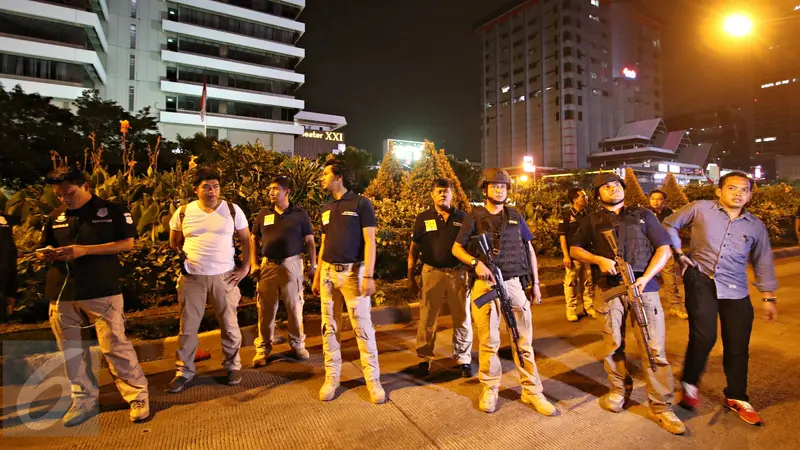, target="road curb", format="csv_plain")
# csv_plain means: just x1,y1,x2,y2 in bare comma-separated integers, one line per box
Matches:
5,246,797,386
